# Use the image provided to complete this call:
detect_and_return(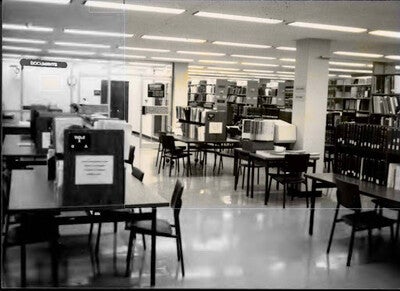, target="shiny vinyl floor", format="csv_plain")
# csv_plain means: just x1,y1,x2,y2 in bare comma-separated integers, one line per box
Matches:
2,137,400,288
